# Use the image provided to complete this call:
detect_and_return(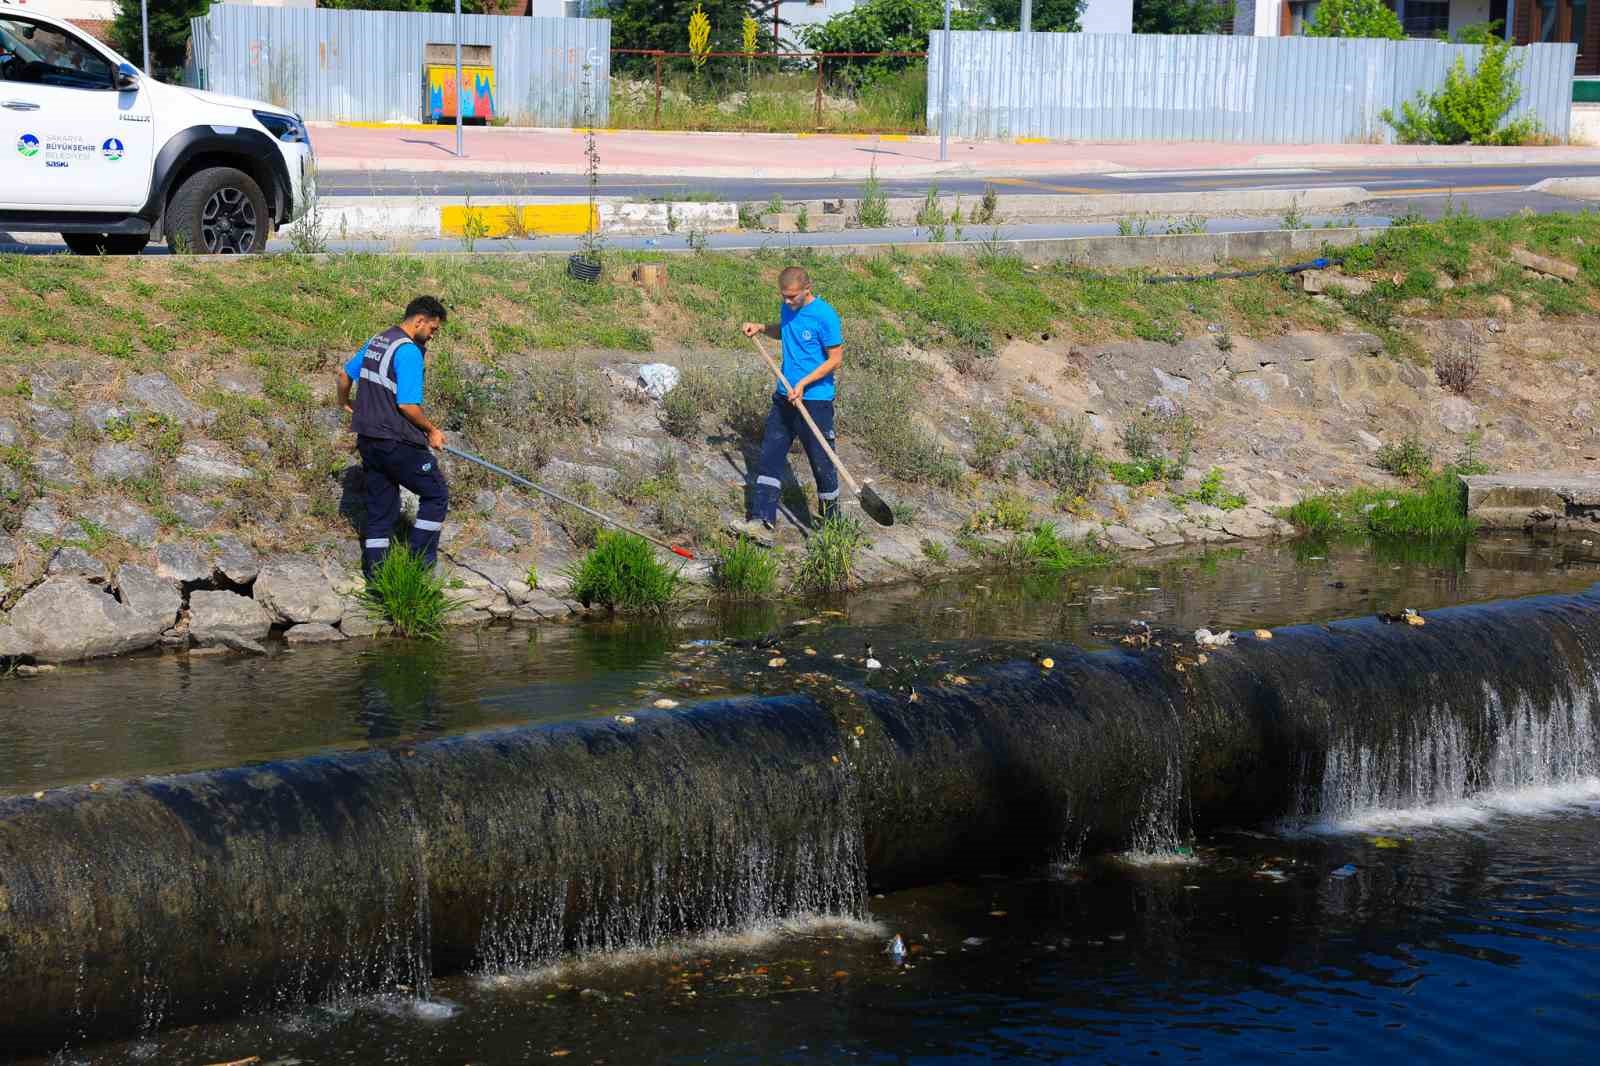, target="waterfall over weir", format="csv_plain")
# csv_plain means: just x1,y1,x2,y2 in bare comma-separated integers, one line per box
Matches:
3,586,1599,1048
